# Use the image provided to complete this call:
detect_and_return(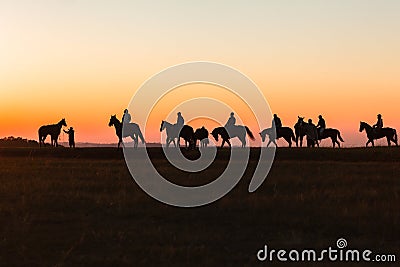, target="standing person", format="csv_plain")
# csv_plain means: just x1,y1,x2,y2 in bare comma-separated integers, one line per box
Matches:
122,109,131,124
272,114,282,136
316,115,326,137
306,119,318,147
176,112,184,129
63,127,75,148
